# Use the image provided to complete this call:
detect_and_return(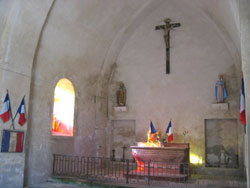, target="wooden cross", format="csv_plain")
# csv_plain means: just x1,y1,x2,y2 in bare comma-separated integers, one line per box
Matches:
155,18,181,74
